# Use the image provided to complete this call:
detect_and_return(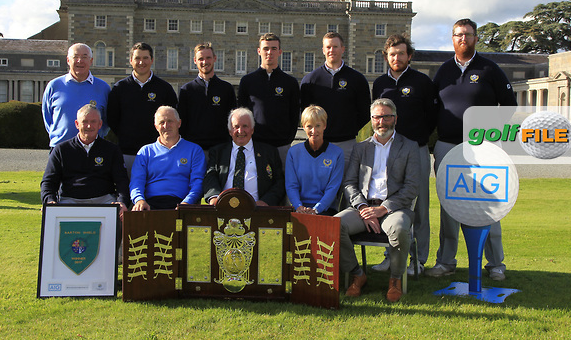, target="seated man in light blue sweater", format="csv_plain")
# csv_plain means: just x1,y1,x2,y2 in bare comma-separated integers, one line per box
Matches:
130,106,206,210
